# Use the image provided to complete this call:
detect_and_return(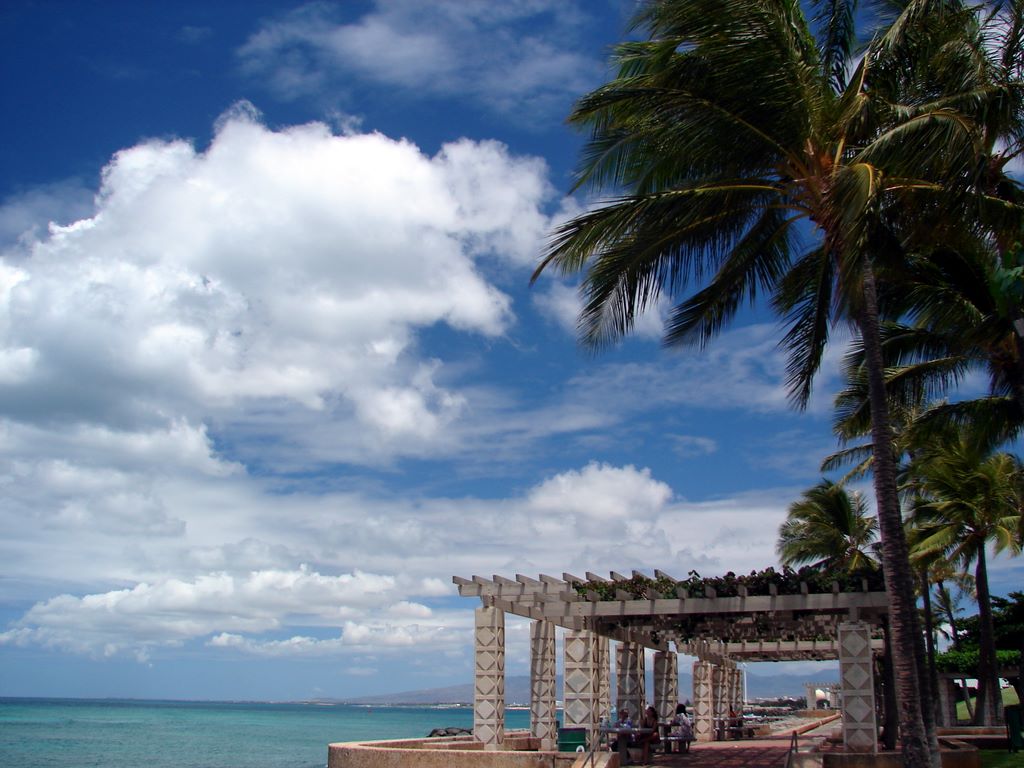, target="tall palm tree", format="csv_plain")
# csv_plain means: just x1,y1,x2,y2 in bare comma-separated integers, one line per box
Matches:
819,0,1024,449
532,3,1008,764
908,437,1024,725
778,480,879,571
